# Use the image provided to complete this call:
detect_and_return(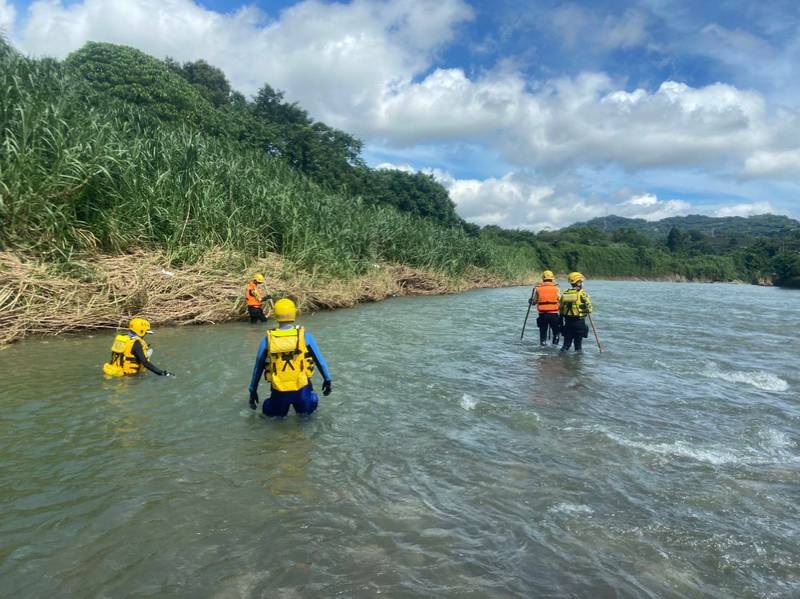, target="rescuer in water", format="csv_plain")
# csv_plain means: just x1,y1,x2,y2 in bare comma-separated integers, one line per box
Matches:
559,272,593,353
245,273,270,323
102,317,173,376
248,298,332,417
530,269,561,346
